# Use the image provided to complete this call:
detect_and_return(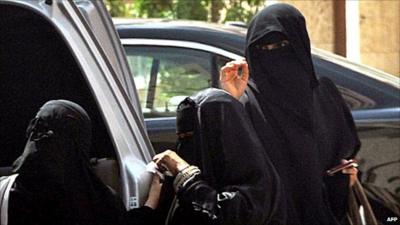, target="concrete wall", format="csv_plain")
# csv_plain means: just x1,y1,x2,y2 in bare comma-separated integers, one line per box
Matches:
278,0,336,53
274,0,399,76
359,0,399,76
